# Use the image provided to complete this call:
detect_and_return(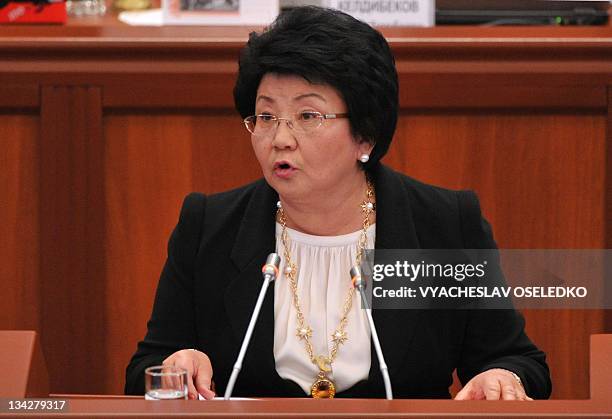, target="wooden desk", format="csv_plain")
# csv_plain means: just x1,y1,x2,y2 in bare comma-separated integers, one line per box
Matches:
0,335,610,418
2,398,611,419
0,18,611,399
